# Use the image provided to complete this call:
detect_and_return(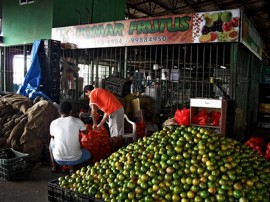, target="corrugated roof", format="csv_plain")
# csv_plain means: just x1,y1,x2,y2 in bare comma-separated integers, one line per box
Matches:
126,0,270,61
